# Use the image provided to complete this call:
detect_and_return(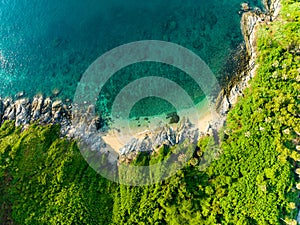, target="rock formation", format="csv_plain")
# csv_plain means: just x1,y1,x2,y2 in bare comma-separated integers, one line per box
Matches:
0,96,72,136
0,0,282,164
216,0,281,117
119,117,199,156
